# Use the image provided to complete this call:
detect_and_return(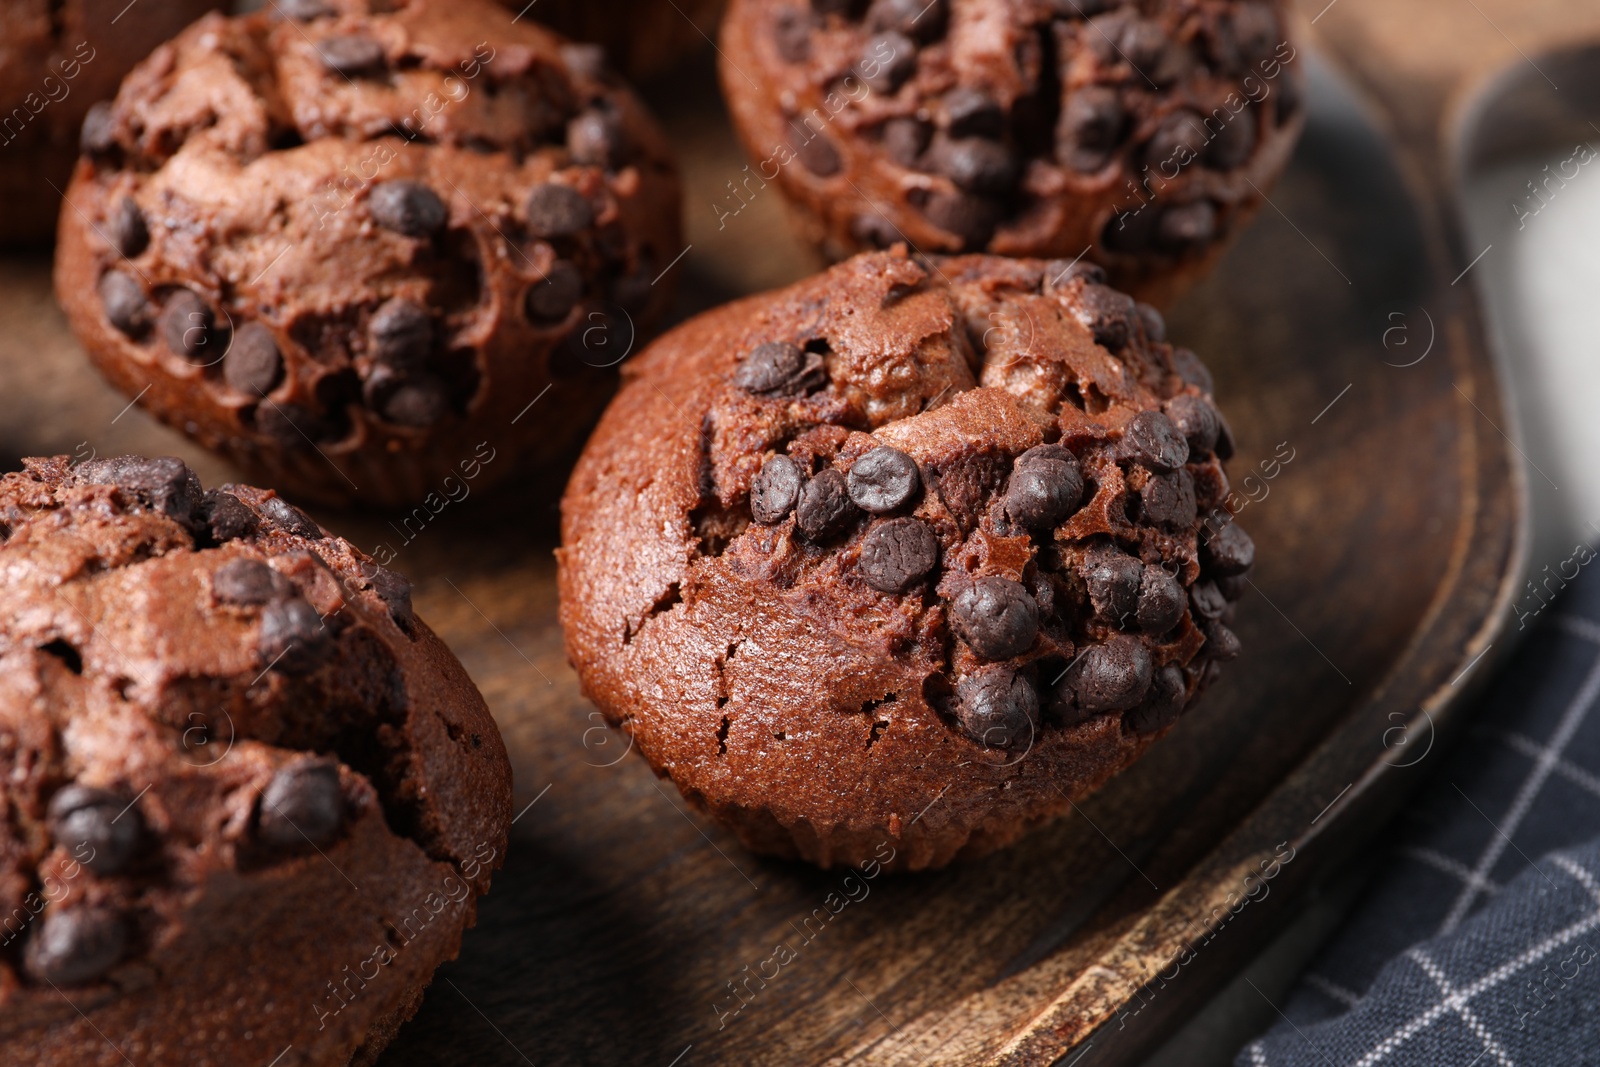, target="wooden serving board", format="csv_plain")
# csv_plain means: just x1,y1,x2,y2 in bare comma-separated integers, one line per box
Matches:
2,0,1595,1062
